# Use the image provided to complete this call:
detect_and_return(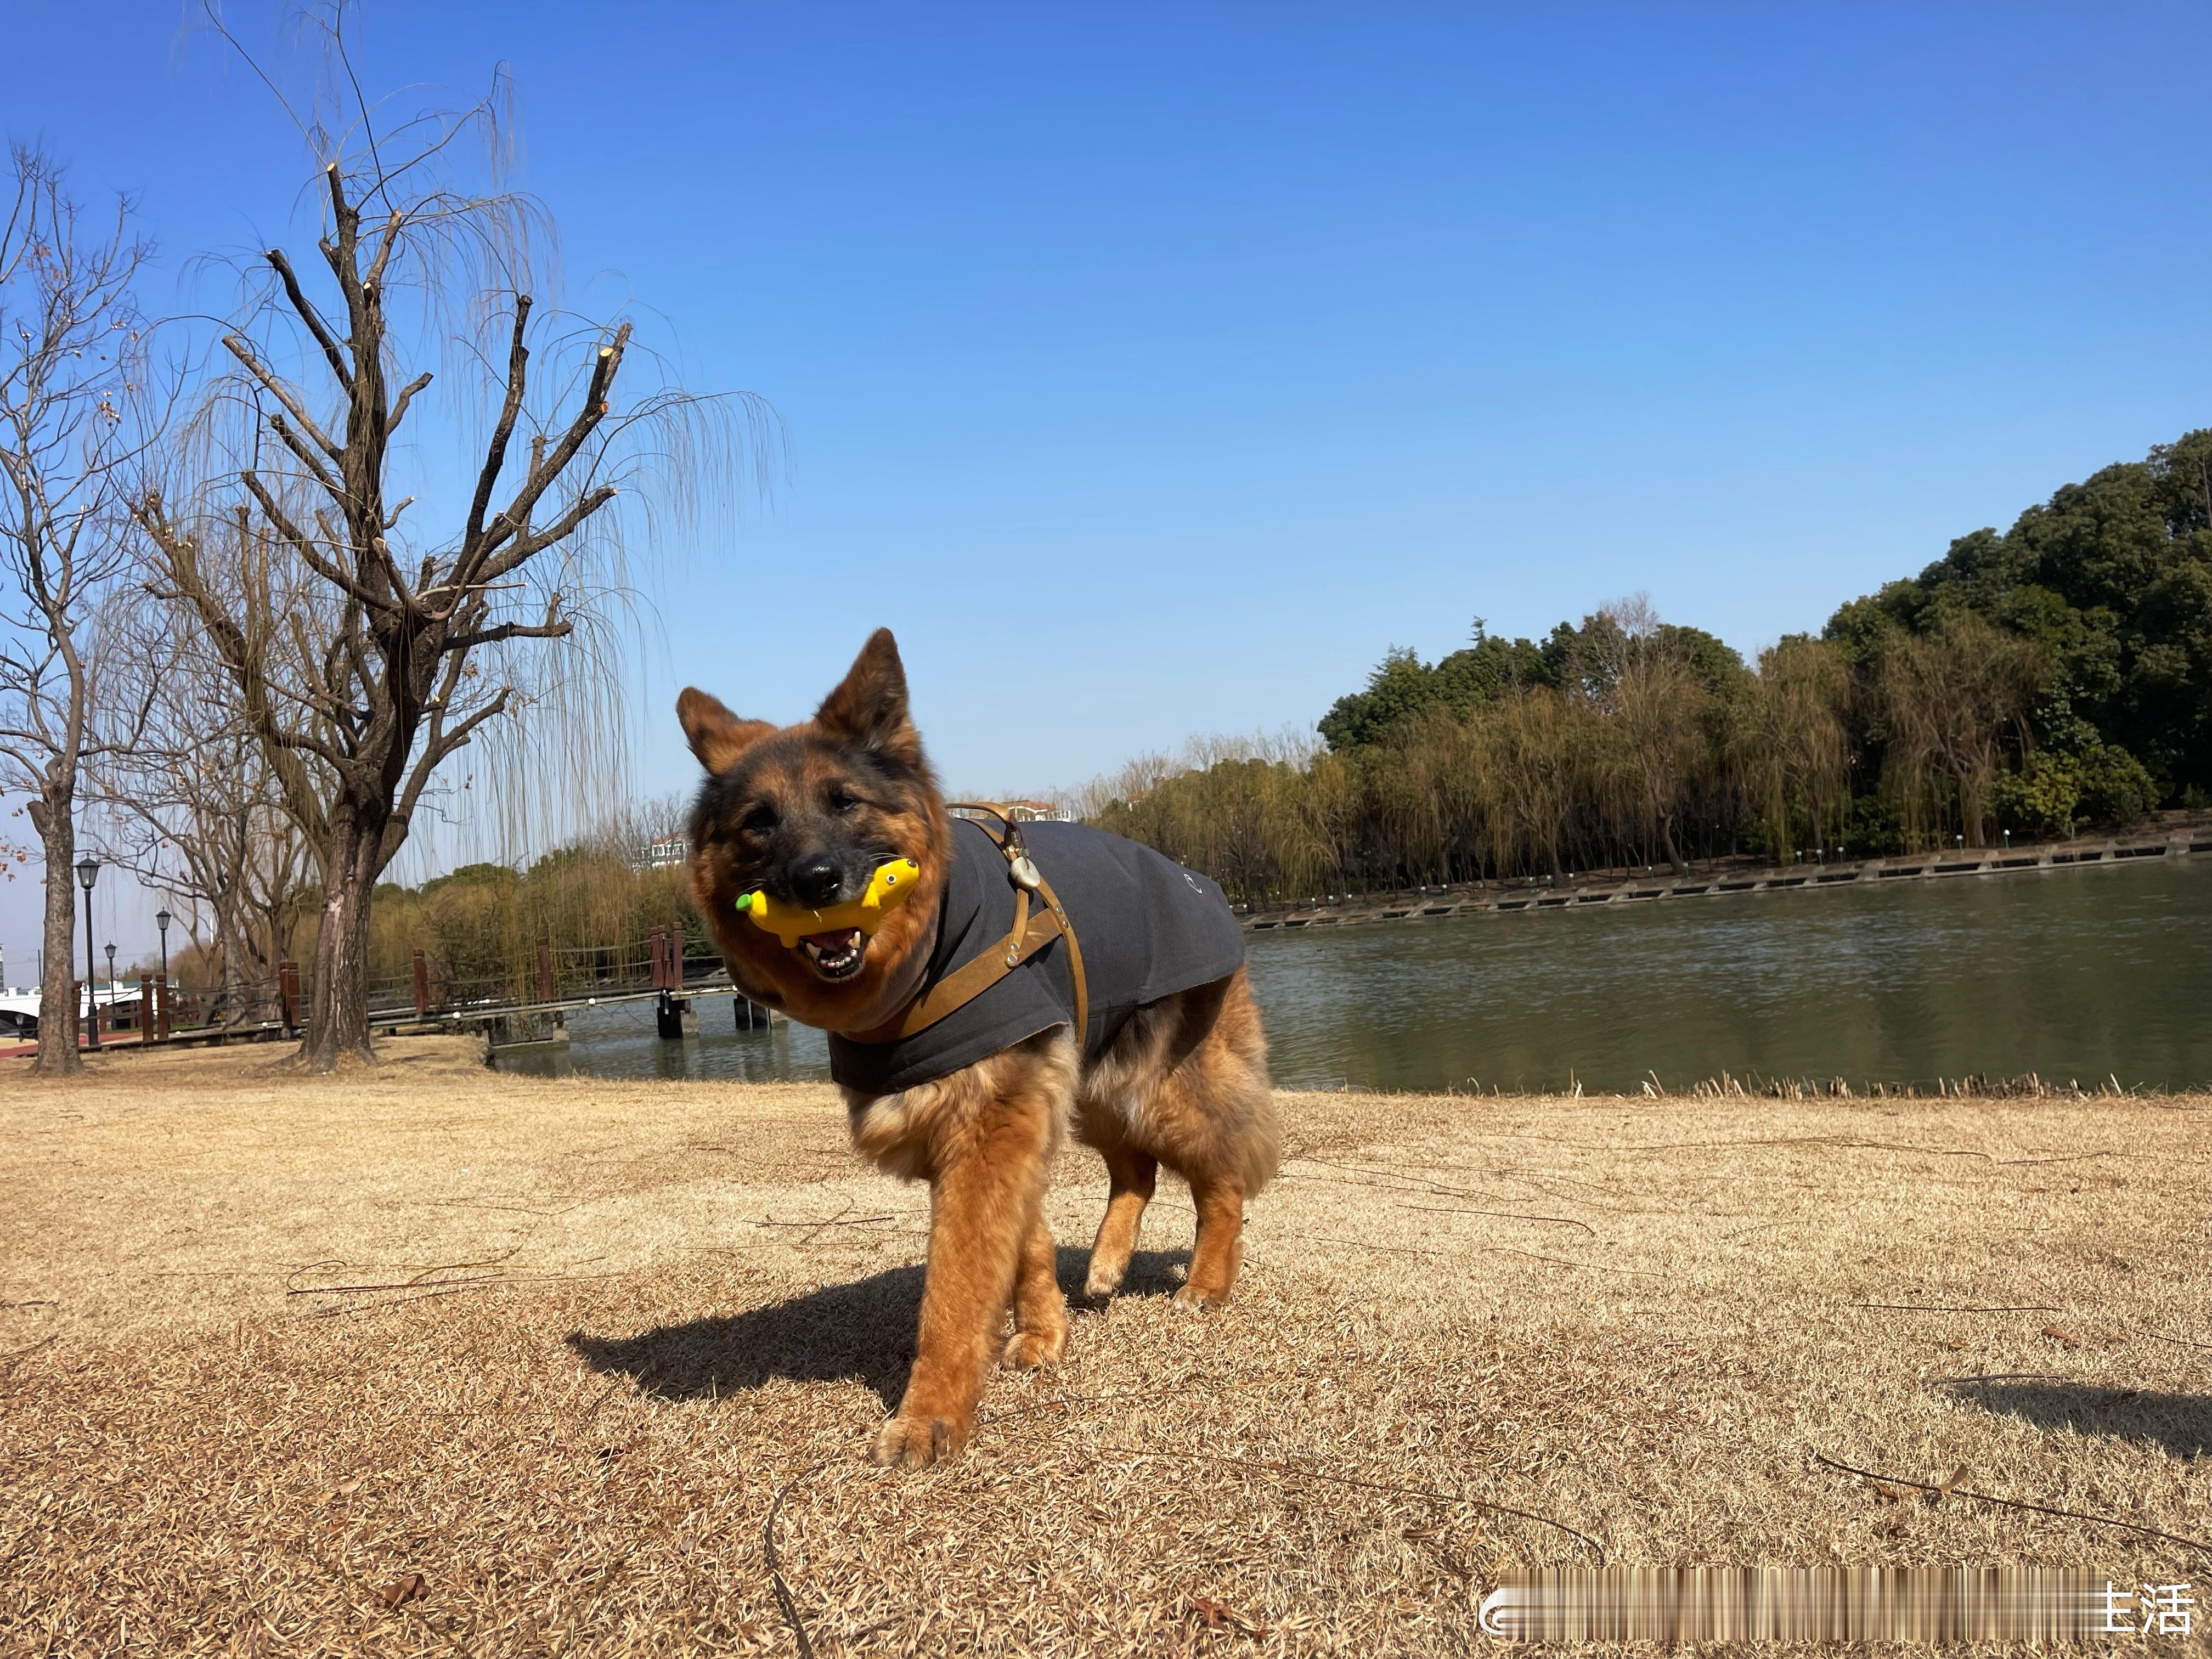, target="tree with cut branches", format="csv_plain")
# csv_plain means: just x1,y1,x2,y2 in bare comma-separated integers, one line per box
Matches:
137,34,755,1069
0,145,161,1075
